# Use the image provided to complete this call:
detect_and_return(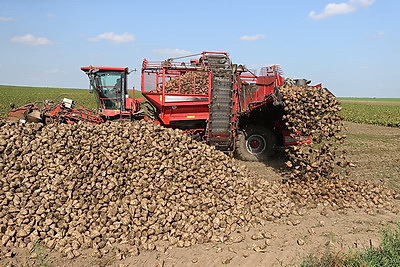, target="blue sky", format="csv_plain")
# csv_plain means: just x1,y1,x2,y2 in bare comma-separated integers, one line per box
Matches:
0,0,399,97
